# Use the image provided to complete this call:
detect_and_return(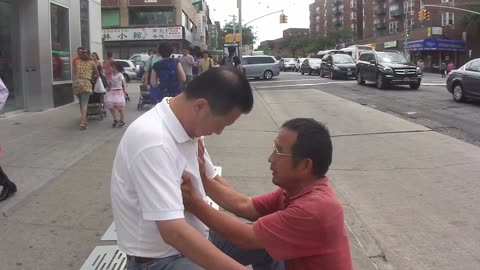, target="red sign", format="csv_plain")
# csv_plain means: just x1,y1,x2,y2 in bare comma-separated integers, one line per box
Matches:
128,0,174,6
101,0,120,8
